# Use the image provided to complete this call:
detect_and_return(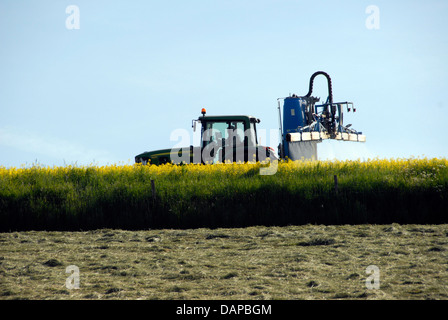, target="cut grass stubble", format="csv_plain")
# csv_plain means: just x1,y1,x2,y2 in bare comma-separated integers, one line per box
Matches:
0,224,447,300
